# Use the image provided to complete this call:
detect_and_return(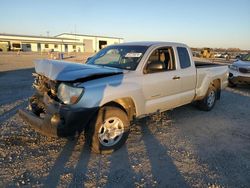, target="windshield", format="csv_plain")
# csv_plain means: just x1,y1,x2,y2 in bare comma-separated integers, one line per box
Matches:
241,54,250,62
86,45,148,70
